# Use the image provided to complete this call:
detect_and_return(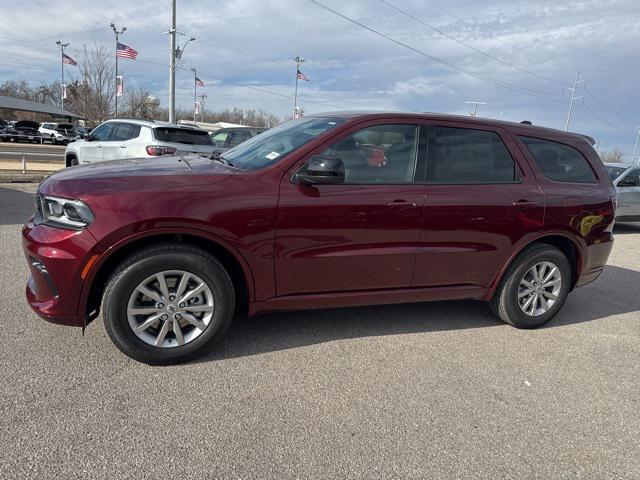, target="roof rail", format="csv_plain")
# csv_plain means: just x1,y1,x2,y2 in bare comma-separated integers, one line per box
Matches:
520,120,533,125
